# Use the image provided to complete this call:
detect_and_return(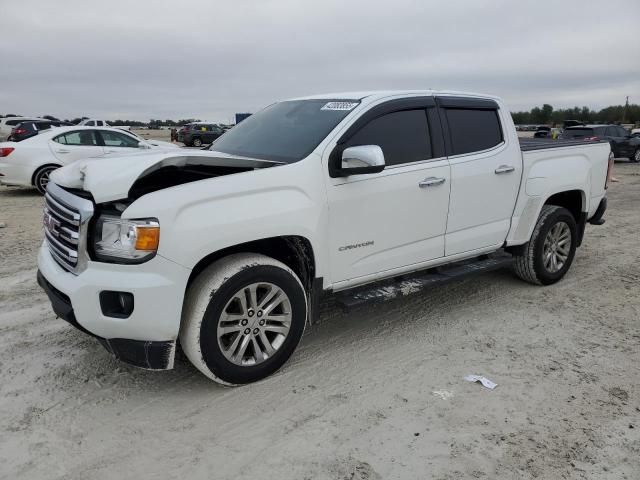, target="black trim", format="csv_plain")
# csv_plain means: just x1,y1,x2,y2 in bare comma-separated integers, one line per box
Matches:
329,97,439,177
309,277,324,325
427,107,446,159
576,212,587,247
588,197,607,226
98,338,174,370
519,137,605,152
37,271,174,370
435,96,499,110
436,97,504,156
